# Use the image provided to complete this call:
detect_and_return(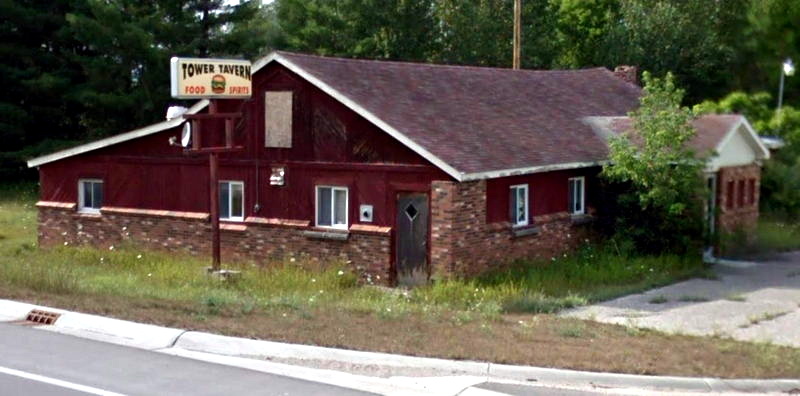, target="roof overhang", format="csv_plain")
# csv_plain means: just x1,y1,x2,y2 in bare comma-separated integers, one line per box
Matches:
27,100,209,168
